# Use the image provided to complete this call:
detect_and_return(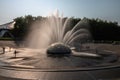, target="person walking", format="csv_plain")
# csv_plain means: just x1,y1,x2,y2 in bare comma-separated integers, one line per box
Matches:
14,50,17,58
3,47,5,54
